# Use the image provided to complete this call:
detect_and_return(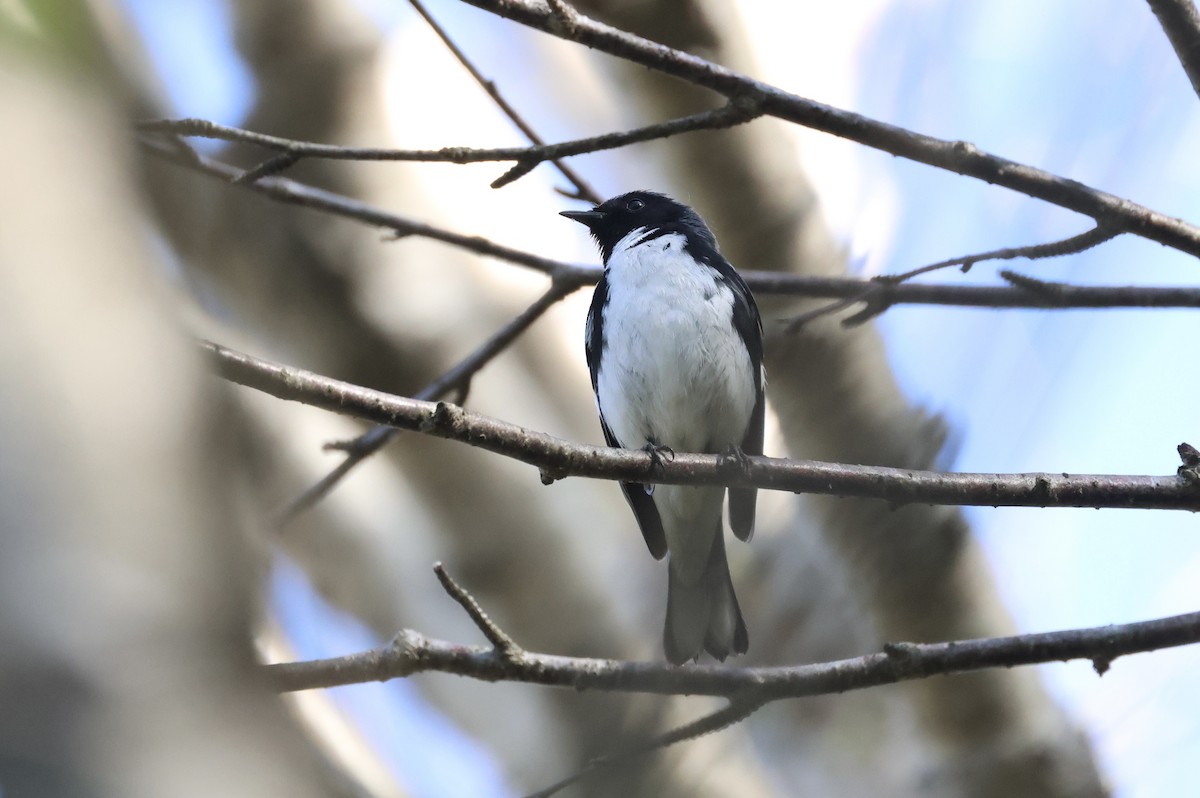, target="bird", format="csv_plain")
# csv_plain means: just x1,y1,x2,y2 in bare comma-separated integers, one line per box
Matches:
561,190,765,664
